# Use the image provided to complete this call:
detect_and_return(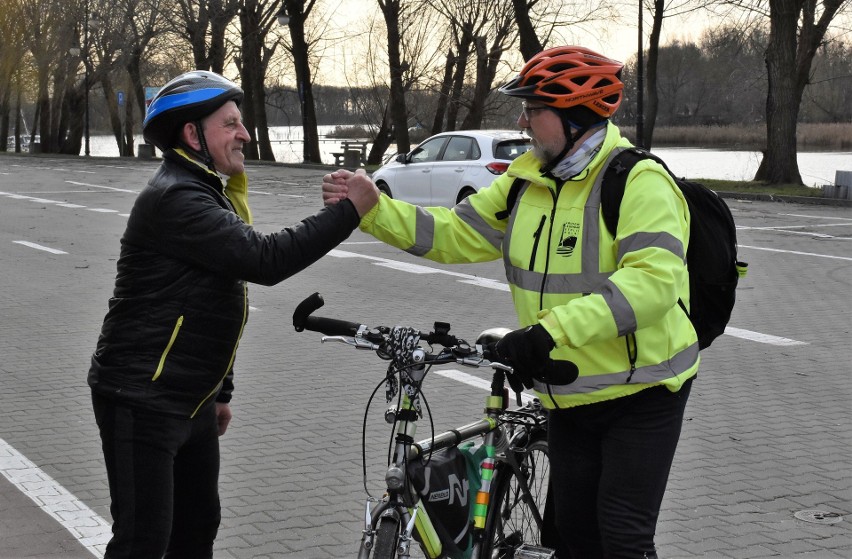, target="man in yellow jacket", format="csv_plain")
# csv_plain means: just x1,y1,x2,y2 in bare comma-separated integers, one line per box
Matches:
323,46,697,559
